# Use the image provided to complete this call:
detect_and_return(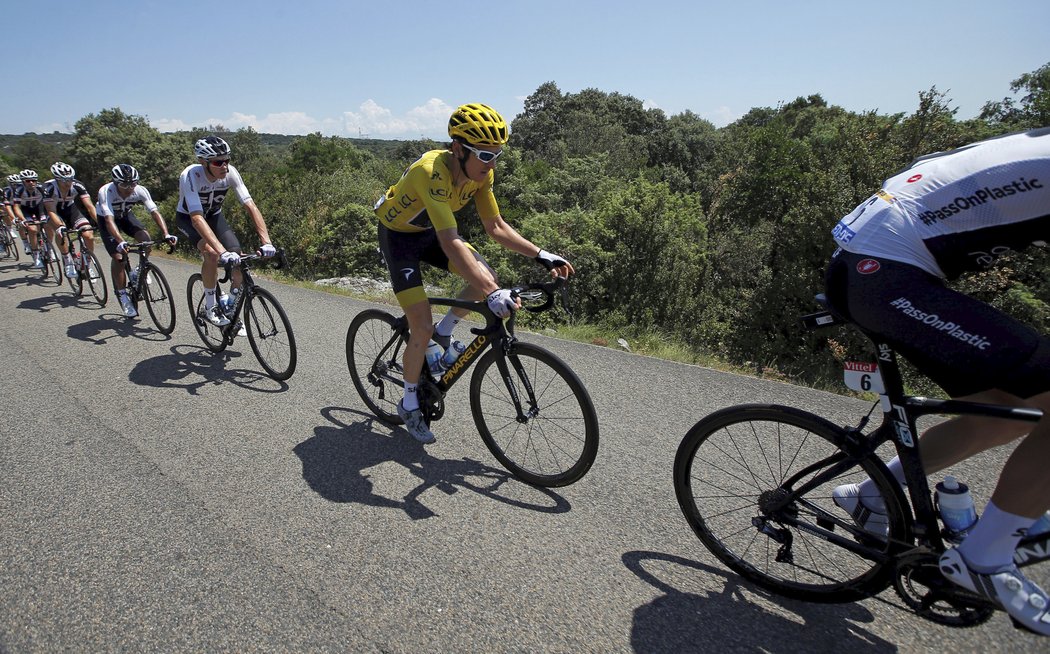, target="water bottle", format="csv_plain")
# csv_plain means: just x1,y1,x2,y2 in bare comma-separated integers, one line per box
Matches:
219,292,232,315
1028,512,1050,538
439,340,467,370
129,267,139,287
425,339,445,375
936,475,978,542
